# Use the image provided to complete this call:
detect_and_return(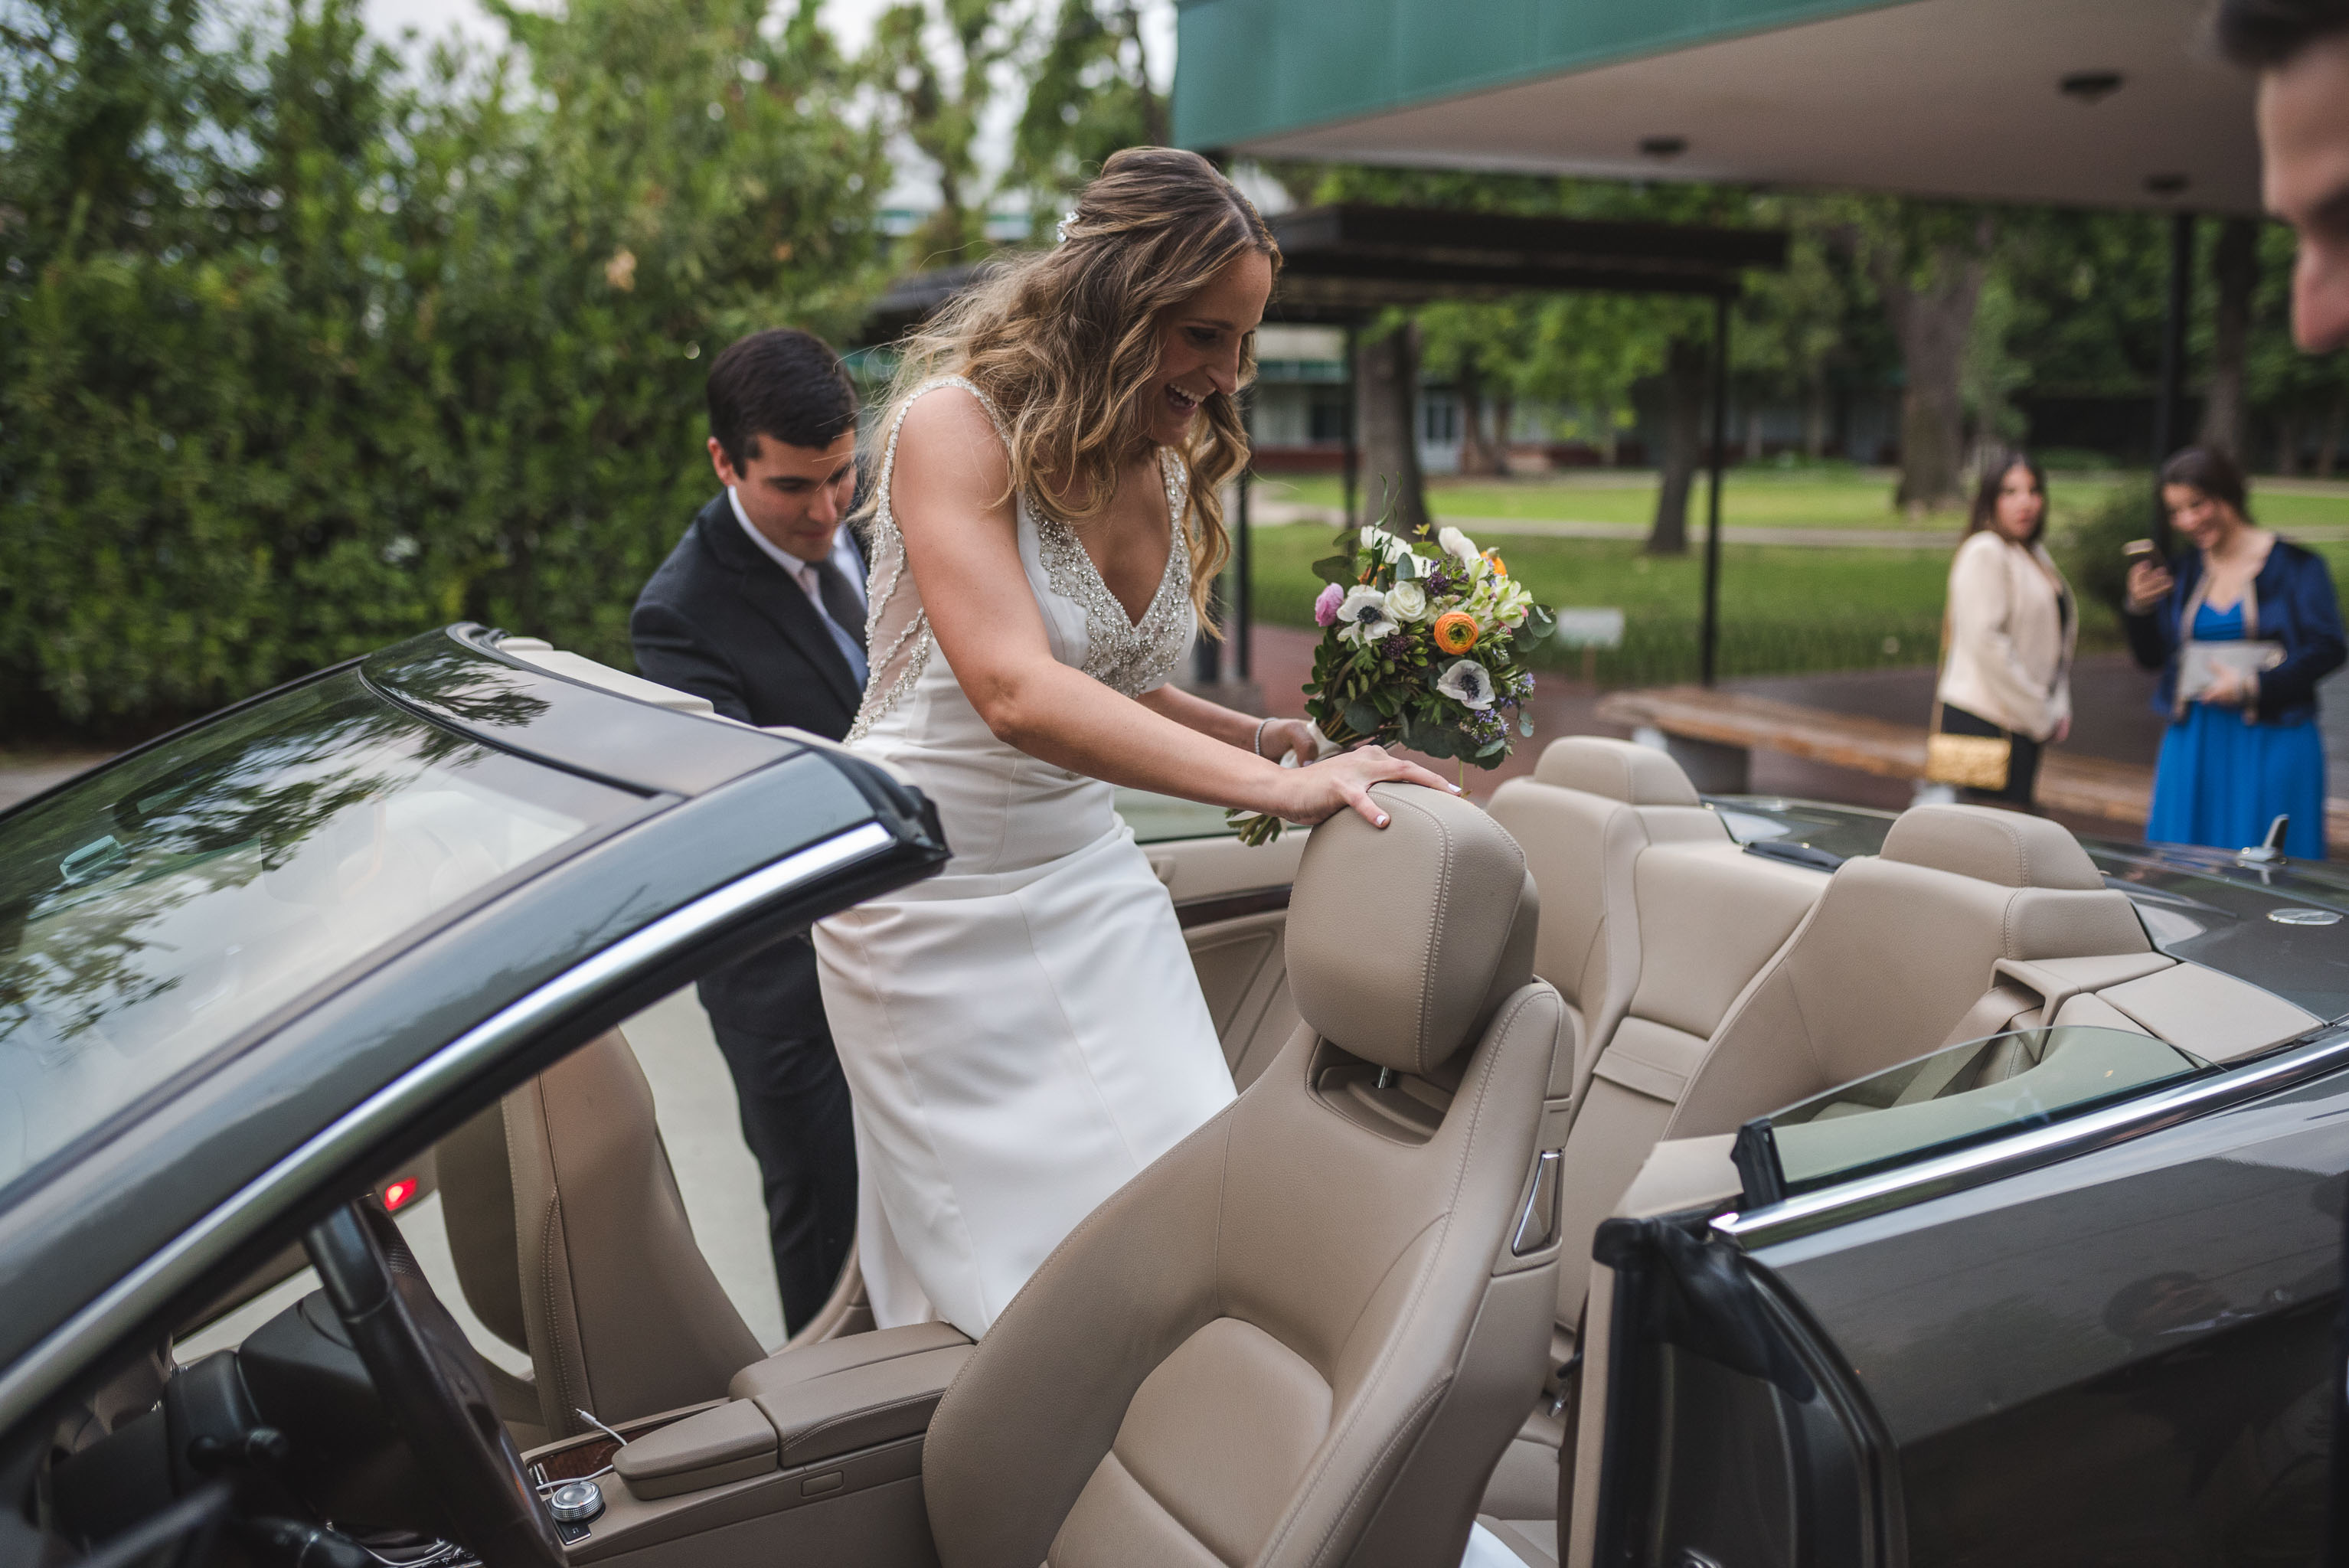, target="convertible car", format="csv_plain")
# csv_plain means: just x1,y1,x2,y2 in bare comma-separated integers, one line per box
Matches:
3,623,2346,1568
